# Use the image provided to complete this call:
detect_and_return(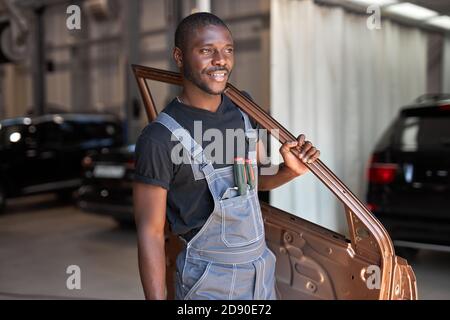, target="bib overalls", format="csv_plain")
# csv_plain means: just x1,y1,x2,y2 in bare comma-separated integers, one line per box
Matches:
155,109,277,300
